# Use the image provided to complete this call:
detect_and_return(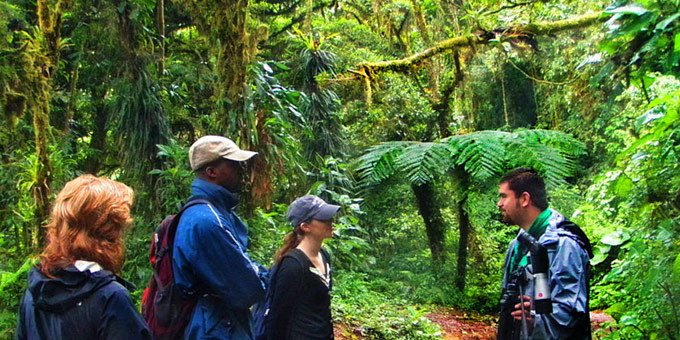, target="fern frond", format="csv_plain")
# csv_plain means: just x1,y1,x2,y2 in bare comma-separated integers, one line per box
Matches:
515,129,586,157
506,133,580,188
355,142,409,185
446,131,509,182
395,142,454,185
